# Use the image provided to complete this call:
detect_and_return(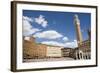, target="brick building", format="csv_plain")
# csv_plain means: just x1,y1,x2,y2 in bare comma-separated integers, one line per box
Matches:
23,37,38,59
36,44,47,59
23,36,63,59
